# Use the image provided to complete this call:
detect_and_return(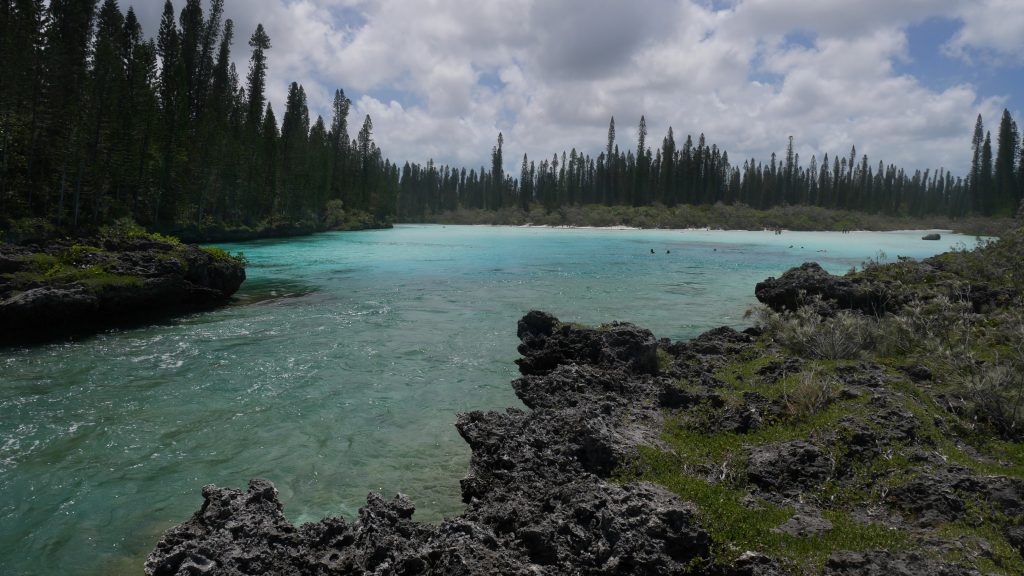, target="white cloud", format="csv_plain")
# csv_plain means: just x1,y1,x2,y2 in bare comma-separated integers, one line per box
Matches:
131,0,1019,177
943,0,1024,64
